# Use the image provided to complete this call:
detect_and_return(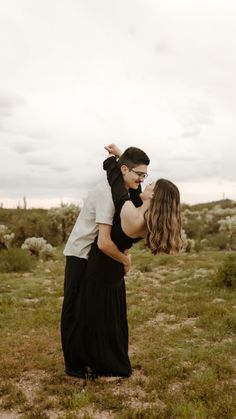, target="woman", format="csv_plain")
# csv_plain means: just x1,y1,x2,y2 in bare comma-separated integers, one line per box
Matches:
104,144,182,255
66,145,182,378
